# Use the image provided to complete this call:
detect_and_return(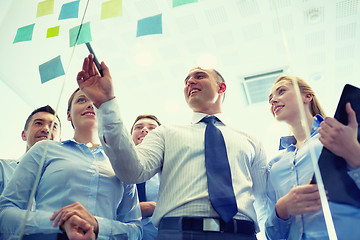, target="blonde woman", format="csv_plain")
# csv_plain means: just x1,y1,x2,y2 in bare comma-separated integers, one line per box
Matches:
266,76,360,239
